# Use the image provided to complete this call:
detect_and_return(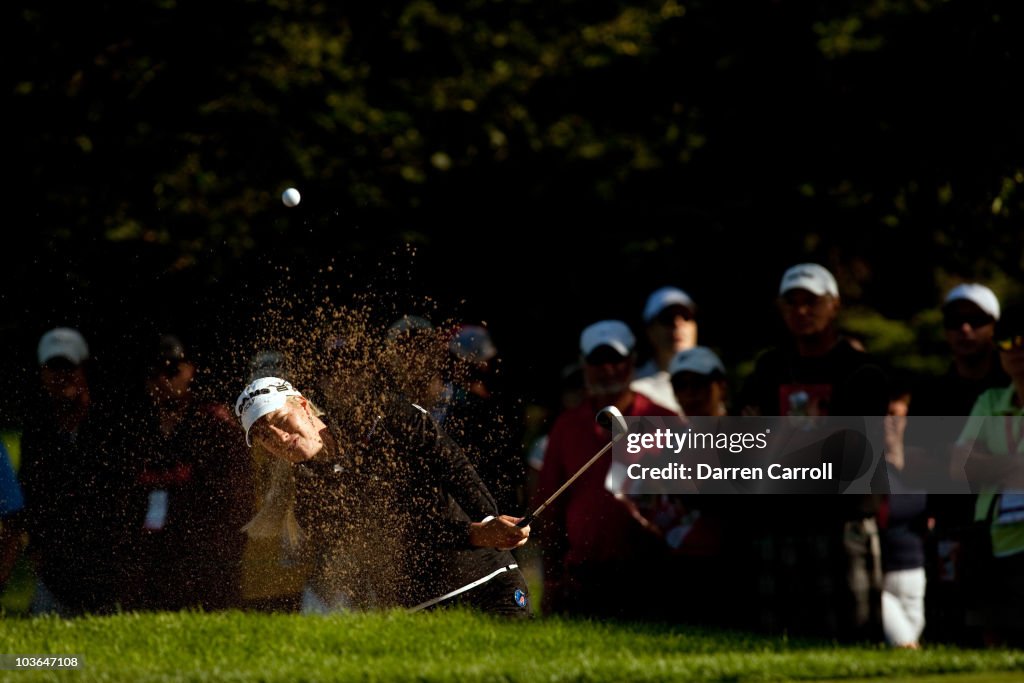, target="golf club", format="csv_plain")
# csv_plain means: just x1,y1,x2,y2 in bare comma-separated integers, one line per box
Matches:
406,563,520,613
407,407,628,612
515,405,628,528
